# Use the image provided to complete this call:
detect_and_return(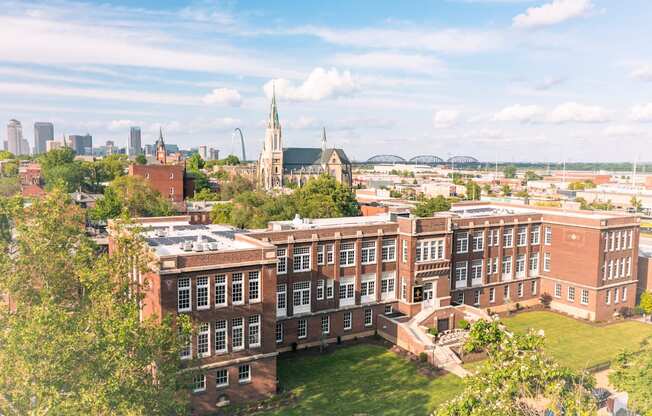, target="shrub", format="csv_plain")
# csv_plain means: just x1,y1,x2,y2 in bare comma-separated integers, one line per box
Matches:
419,352,428,362
540,293,552,308
428,327,438,337
458,319,470,330
515,302,521,311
